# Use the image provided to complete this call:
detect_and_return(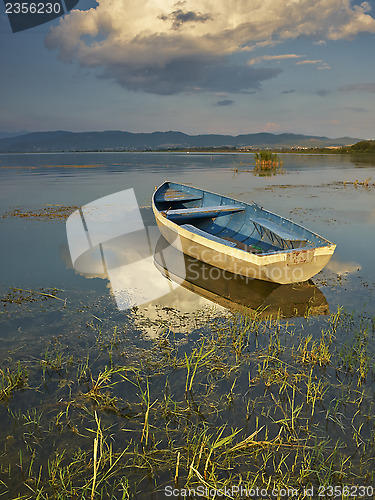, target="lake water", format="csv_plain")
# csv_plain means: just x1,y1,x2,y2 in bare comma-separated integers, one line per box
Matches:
1,152,374,324
1,151,375,497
